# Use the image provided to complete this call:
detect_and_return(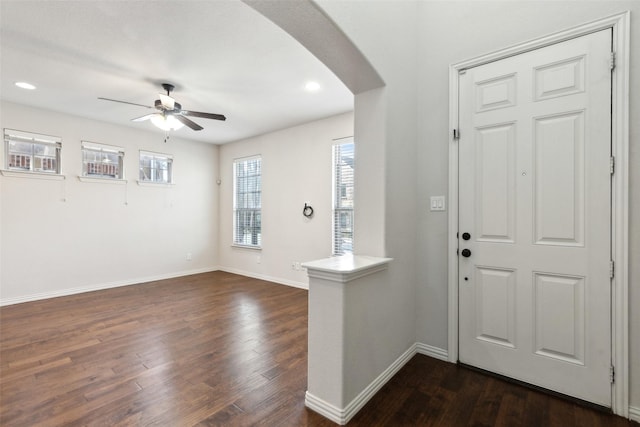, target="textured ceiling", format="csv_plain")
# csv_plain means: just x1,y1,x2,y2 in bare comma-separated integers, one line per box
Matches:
0,0,353,144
